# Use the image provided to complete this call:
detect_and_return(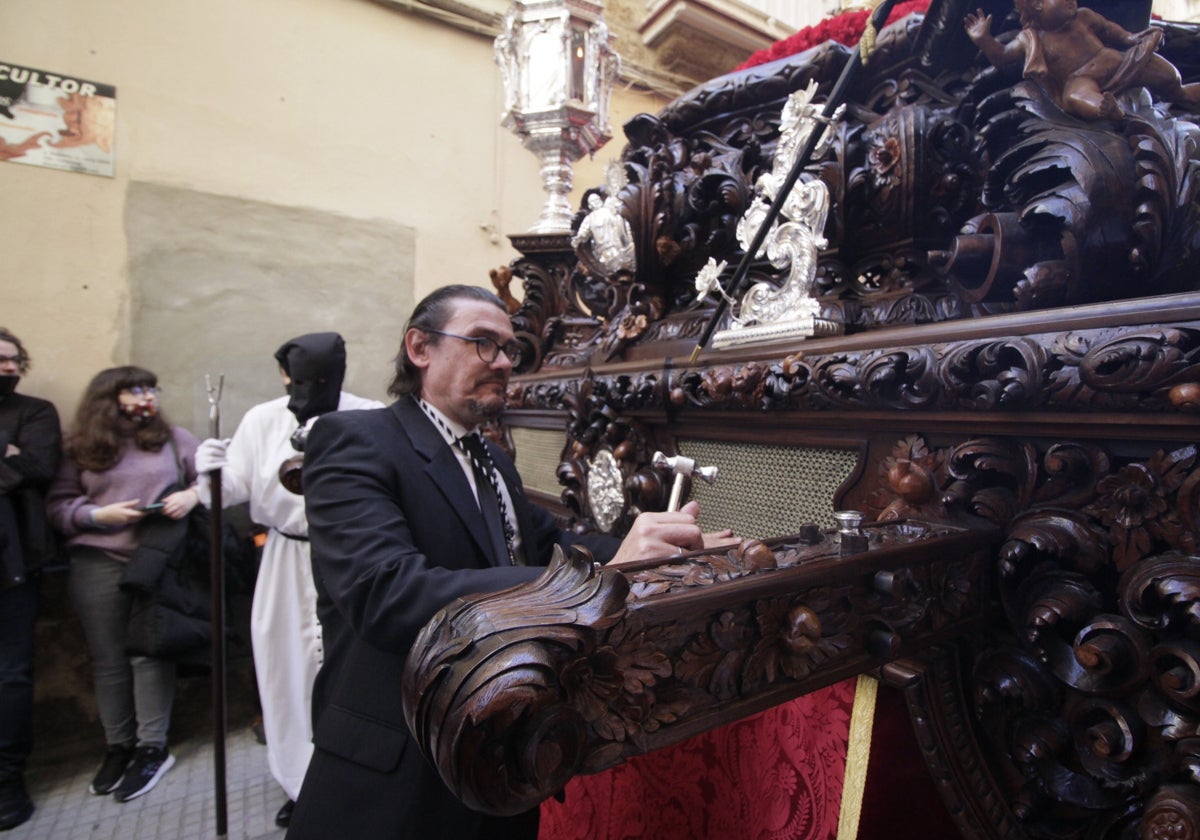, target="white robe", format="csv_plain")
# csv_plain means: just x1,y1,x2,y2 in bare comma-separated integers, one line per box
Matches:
216,392,382,800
